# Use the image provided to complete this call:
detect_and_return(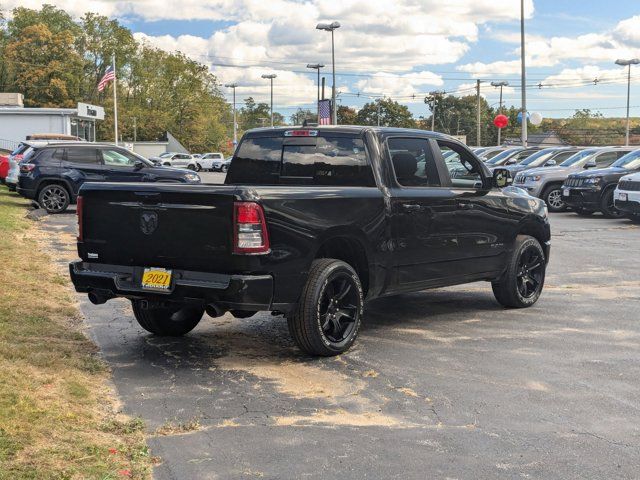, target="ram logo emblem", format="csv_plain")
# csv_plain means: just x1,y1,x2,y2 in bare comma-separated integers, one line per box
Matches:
140,211,158,235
